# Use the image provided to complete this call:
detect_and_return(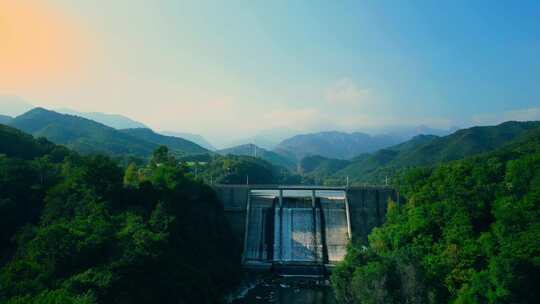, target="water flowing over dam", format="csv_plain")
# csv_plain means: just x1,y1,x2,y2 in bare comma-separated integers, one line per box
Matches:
213,185,397,274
